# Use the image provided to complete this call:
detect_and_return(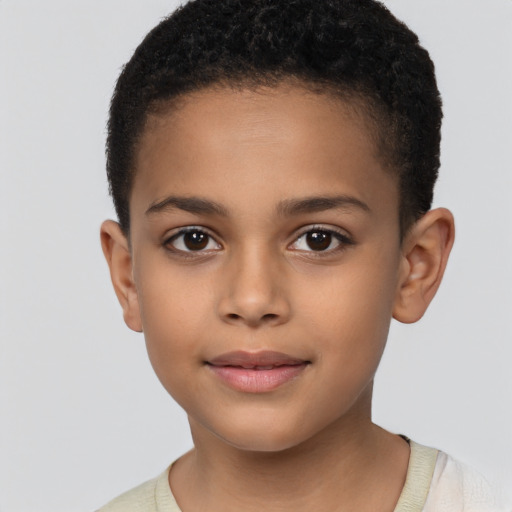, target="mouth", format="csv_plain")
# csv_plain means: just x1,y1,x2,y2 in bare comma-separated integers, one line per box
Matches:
206,351,311,393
